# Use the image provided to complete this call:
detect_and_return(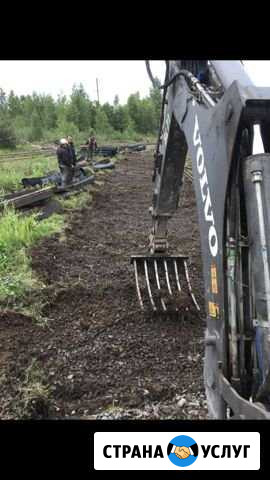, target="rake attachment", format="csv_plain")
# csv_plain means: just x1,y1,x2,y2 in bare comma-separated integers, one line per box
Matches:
131,255,200,313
